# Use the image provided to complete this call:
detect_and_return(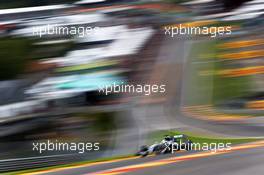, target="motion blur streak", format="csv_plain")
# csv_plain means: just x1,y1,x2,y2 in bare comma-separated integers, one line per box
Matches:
26,156,143,175
89,141,264,175
0,0,264,174
181,105,250,122
219,39,264,49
